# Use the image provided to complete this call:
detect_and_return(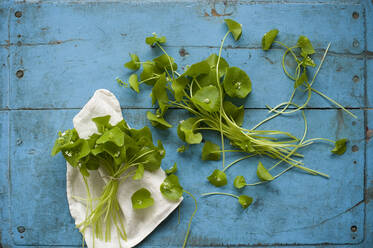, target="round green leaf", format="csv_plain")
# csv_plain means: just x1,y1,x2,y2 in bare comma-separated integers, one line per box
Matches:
201,141,221,161
207,169,227,187
140,61,161,86
129,74,140,93
177,117,203,144
233,175,247,189
131,188,154,209
238,195,253,209
145,33,166,46
297,36,315,57
160,174,183,201
191,85,220,112
331,138,348,155
204,54,229,78
262,29,279,51
184,60,210,78
224,19,242,41
256,161,274,181
147,111,172,129
124,53,140,70
171,76,189,102
223,67,252,99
